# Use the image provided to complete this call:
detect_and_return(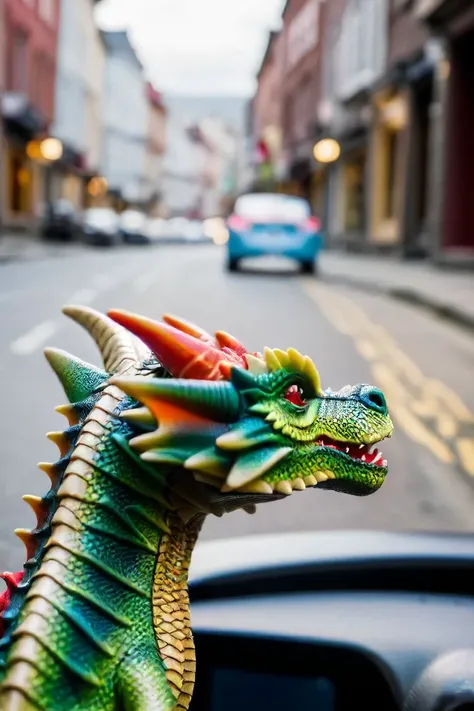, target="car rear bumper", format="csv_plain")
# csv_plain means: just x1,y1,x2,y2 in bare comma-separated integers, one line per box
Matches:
82,231,117,246
227,231,322,262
